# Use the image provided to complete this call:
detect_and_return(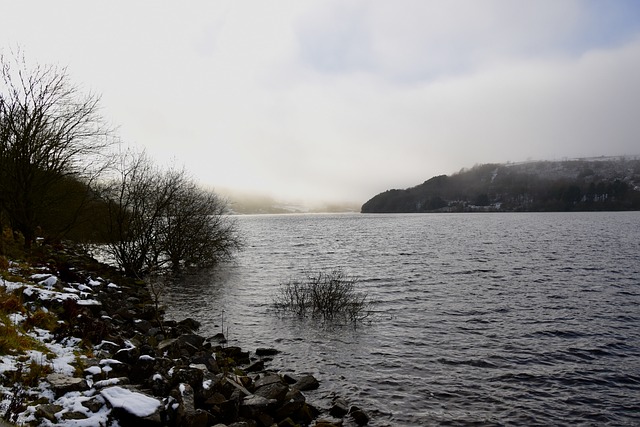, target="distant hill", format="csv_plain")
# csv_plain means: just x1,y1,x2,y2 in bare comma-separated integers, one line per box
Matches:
361,157,640,213
222,191,360,214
